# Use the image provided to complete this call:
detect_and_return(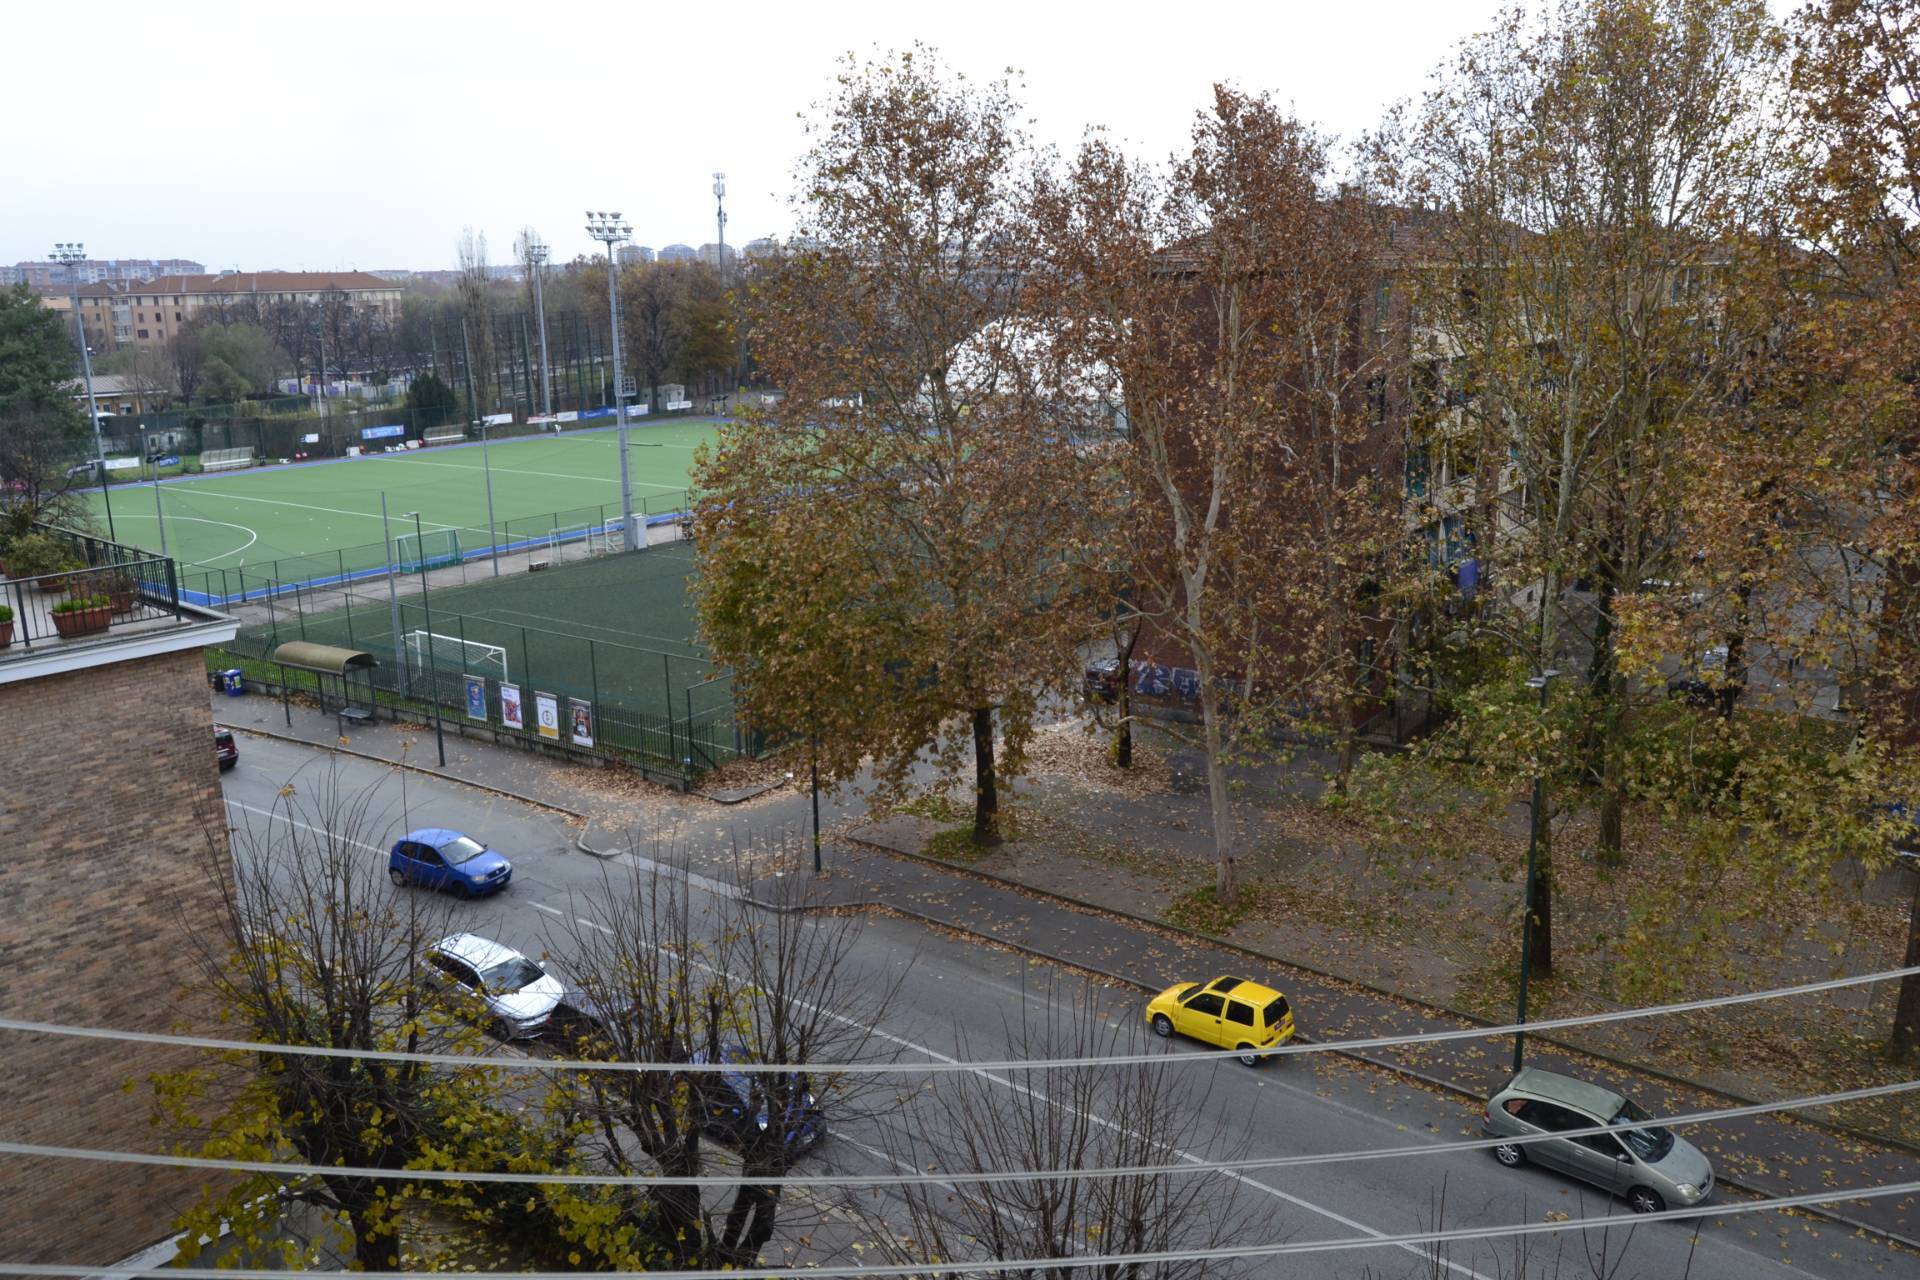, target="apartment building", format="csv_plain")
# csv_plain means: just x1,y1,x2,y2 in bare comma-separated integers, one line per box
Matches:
57,270,404,352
